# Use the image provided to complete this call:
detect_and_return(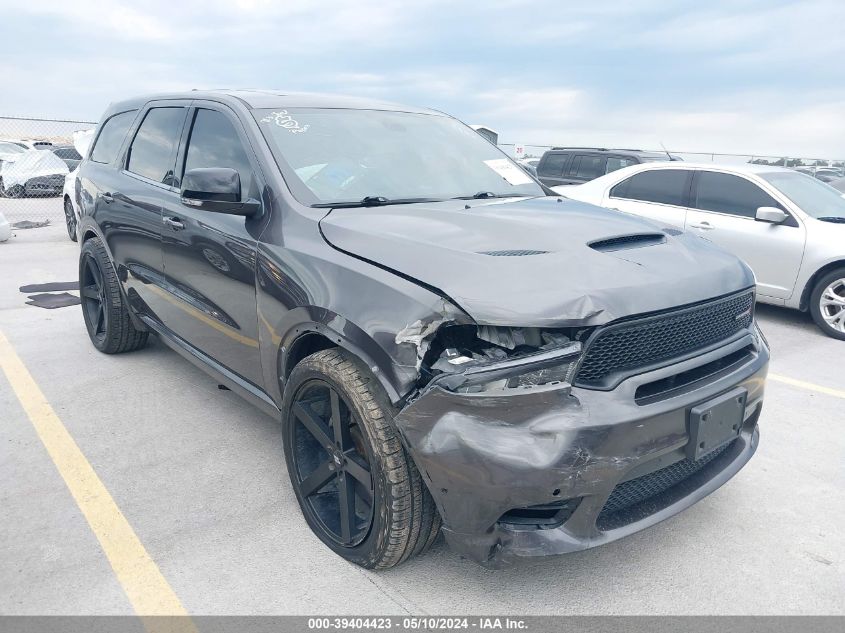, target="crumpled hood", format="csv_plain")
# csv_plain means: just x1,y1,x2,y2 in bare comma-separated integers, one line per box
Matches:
319,197,754,326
